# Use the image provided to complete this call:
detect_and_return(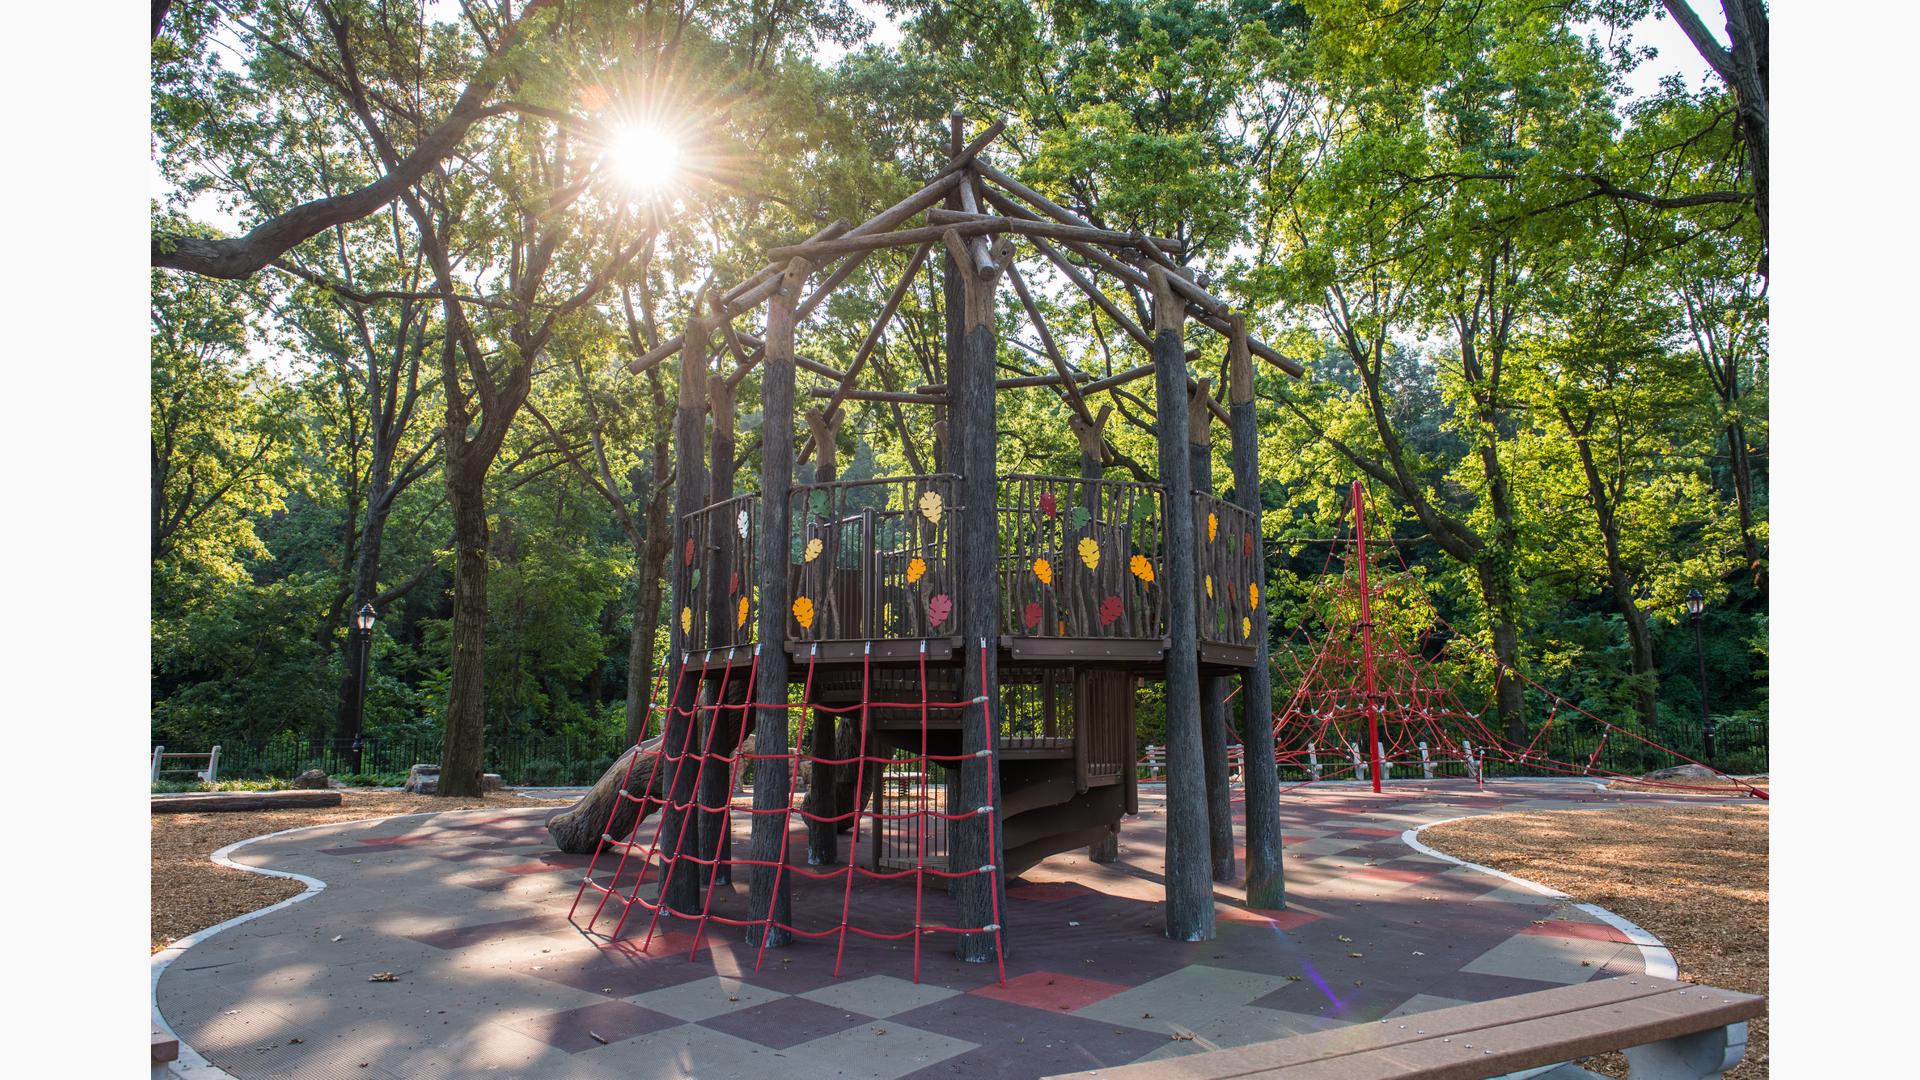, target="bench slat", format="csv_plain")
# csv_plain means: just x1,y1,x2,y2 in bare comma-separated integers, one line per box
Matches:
1043,978,1762,1080
1262,989,1763,1080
